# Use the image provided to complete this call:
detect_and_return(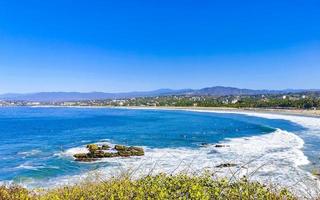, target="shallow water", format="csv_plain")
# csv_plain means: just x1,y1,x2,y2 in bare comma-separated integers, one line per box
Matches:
0,107,319,195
